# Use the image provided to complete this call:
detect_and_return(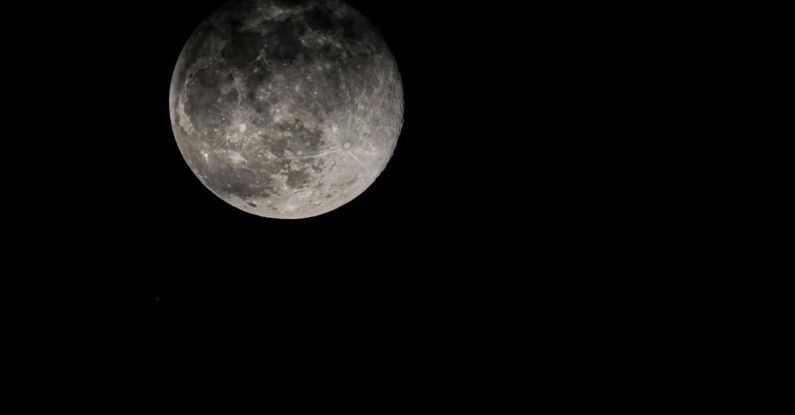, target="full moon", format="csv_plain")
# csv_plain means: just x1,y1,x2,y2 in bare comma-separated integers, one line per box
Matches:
170,0,403,219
